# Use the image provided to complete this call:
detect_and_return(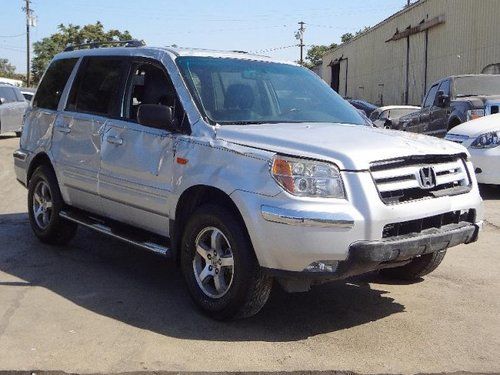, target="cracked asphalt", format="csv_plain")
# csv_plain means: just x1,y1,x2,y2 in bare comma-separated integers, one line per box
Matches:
0,135,499,374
